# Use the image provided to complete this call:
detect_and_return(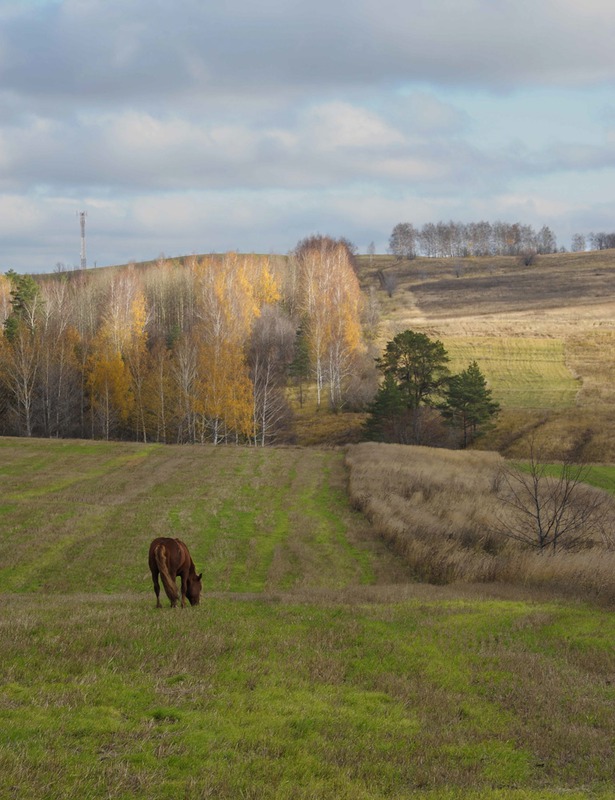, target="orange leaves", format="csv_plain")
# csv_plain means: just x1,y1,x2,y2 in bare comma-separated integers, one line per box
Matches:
86,323,134,438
